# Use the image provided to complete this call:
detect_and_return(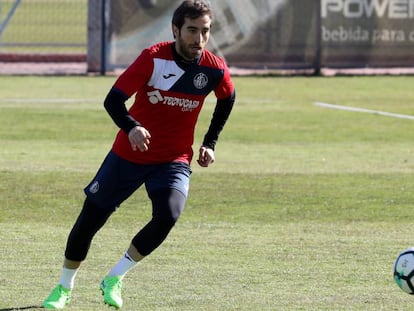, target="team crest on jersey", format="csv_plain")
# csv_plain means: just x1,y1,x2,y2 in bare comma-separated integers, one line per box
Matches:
193,73,208,89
